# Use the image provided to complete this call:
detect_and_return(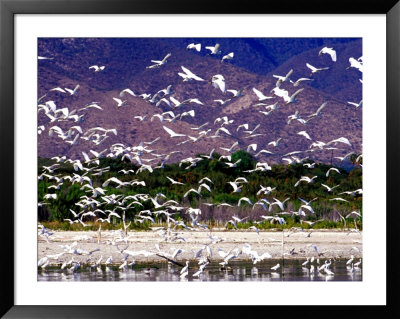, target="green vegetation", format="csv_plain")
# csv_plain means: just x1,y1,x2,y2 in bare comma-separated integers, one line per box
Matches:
38,150,362,230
